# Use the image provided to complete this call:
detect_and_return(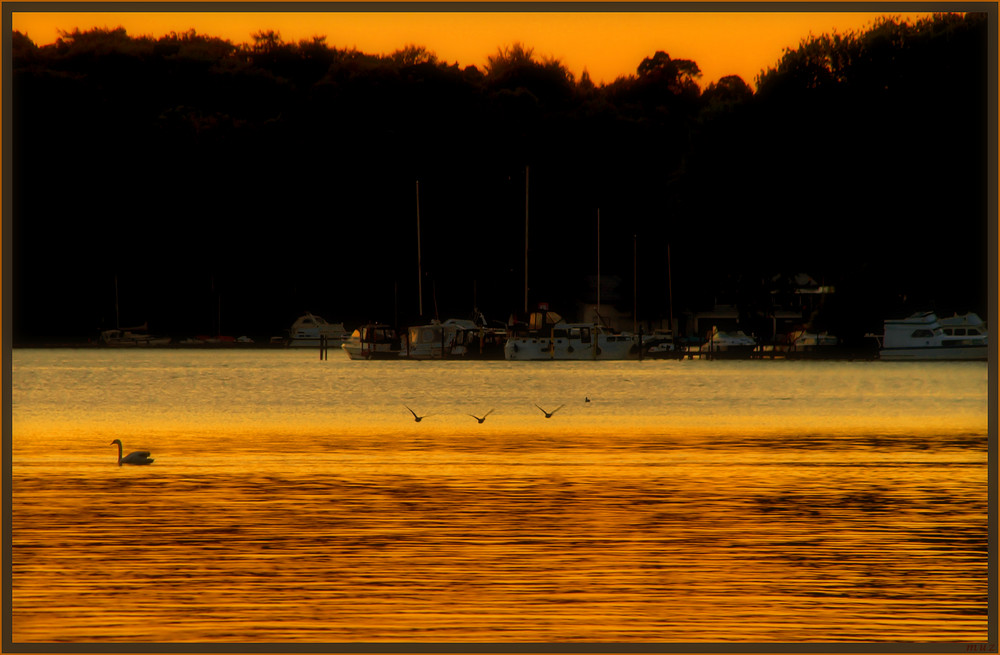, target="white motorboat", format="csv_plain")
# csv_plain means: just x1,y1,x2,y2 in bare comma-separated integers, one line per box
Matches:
341,323,402,360
871,311,987,361
287,312,351,348
698,326,756,359
402,320,459,359
401,318,506,360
